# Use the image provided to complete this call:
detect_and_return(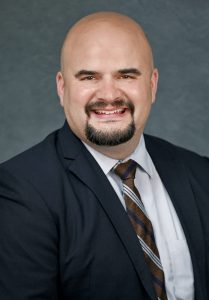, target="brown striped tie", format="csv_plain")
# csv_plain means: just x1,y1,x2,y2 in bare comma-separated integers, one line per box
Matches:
114,159,167,300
